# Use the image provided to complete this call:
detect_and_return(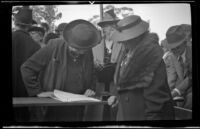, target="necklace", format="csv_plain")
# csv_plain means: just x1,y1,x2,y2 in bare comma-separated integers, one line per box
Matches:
69,50,80,62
